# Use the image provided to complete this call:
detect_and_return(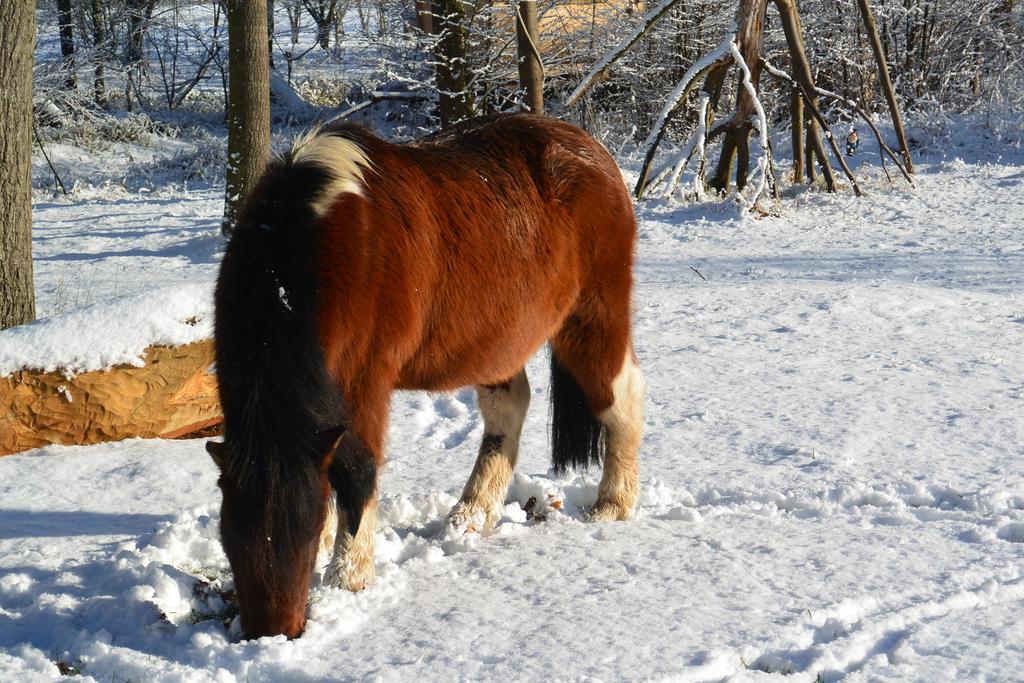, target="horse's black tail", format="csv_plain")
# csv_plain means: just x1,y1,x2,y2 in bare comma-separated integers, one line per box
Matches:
550,351,605,474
